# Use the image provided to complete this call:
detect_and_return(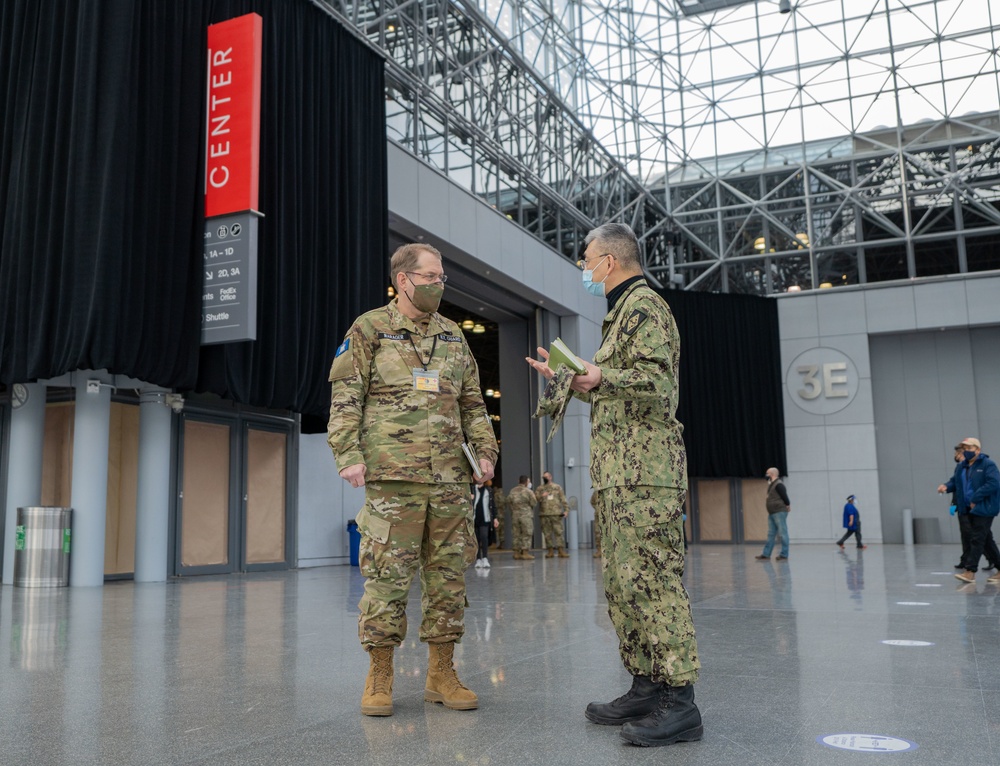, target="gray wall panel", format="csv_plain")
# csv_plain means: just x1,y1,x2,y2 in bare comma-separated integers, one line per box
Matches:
870,329,991,544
